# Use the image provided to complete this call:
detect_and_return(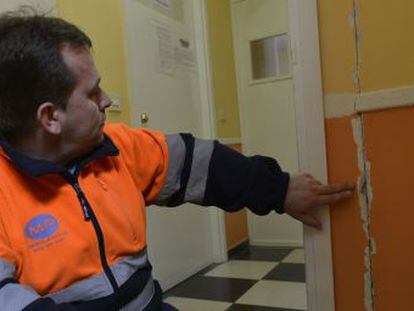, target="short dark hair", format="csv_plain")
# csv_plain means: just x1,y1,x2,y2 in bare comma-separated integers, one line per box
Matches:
0,7,92,142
